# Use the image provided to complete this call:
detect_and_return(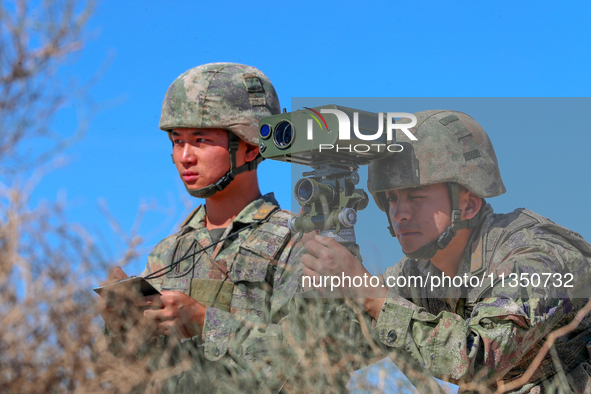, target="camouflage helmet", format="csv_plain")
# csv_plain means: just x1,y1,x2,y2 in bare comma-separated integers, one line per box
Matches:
160,63,280,199
159,62,281,145
368,110,505,212
368,110,506,260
